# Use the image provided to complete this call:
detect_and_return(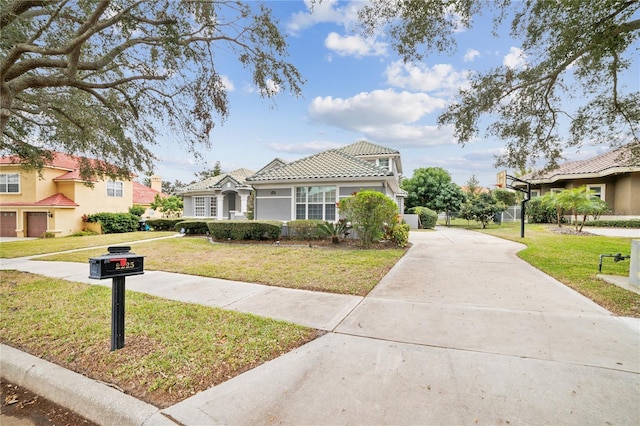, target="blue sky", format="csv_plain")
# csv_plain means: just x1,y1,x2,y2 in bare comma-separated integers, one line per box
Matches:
152,0,639,188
